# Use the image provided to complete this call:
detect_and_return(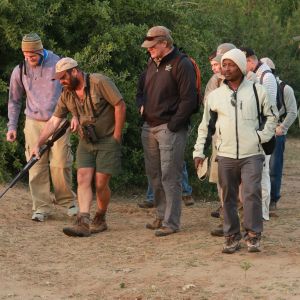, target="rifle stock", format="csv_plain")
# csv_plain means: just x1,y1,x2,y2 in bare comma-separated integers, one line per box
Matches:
0,120,70,199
